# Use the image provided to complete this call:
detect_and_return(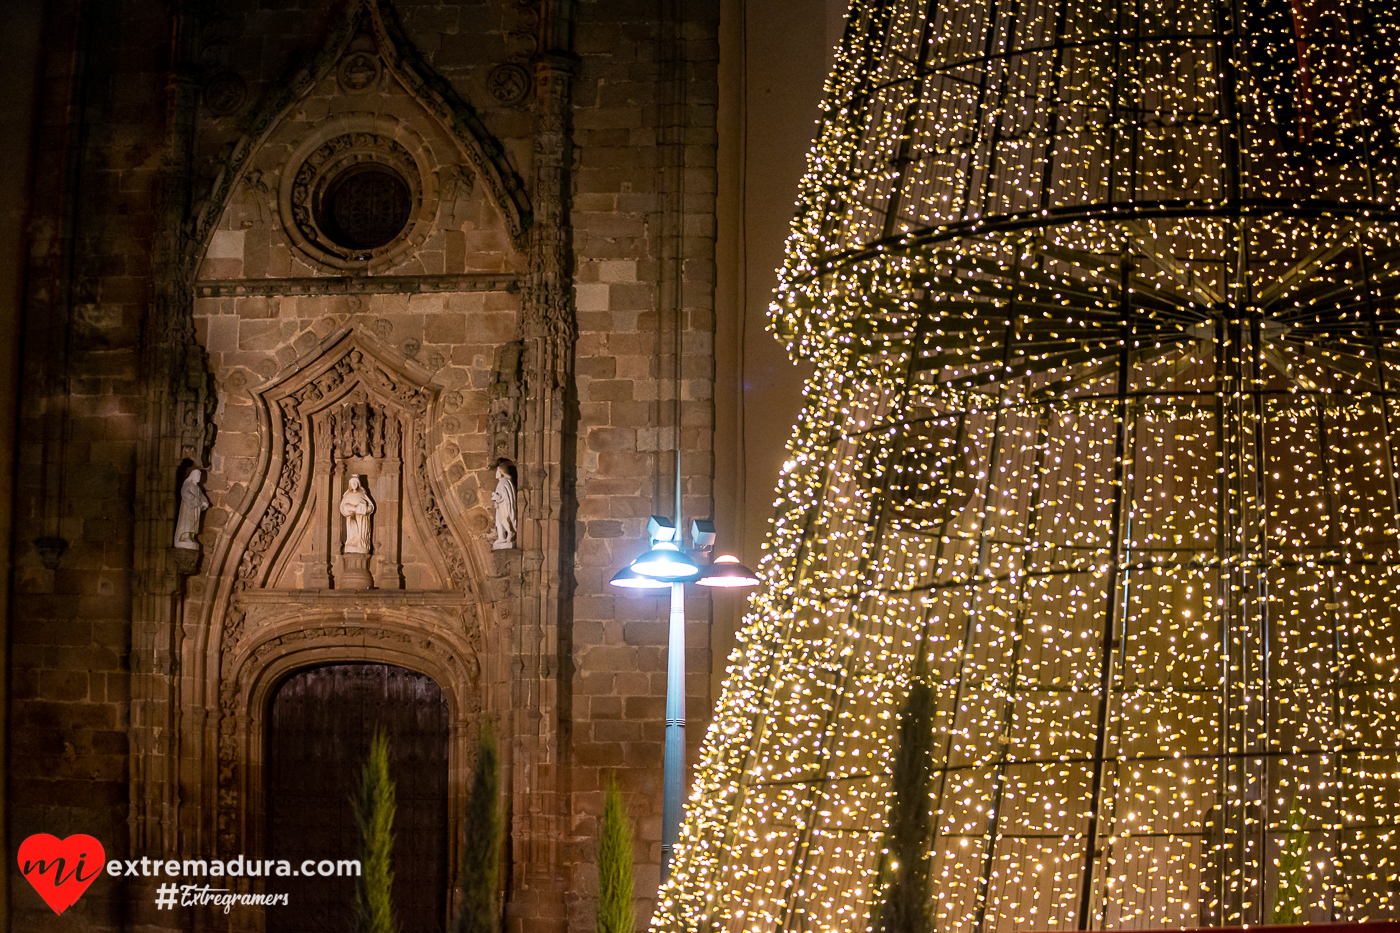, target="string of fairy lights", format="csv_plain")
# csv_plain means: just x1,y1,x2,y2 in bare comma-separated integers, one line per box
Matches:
652,0,1400,932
